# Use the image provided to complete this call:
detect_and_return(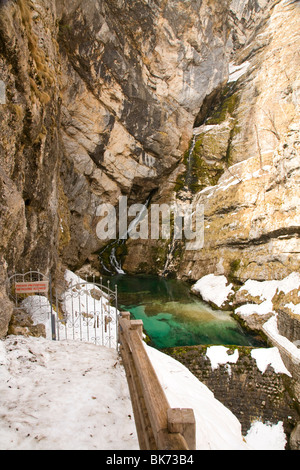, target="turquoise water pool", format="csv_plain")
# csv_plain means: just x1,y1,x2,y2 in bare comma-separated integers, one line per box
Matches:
106,275,264,349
